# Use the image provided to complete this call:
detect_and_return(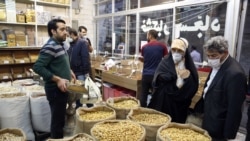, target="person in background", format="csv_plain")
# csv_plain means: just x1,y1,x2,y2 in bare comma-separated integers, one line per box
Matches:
148,38,199,123
190,45,201,68
67,28,90,109
33,19,76,139
139,29,168,107
246,69,250,141
194,36,247,141
63,26,71,51
78,26,93,53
